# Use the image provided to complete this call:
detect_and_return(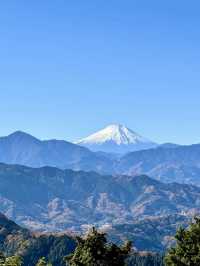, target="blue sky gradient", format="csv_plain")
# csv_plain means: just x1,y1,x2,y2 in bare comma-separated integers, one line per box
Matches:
0,1,200,144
